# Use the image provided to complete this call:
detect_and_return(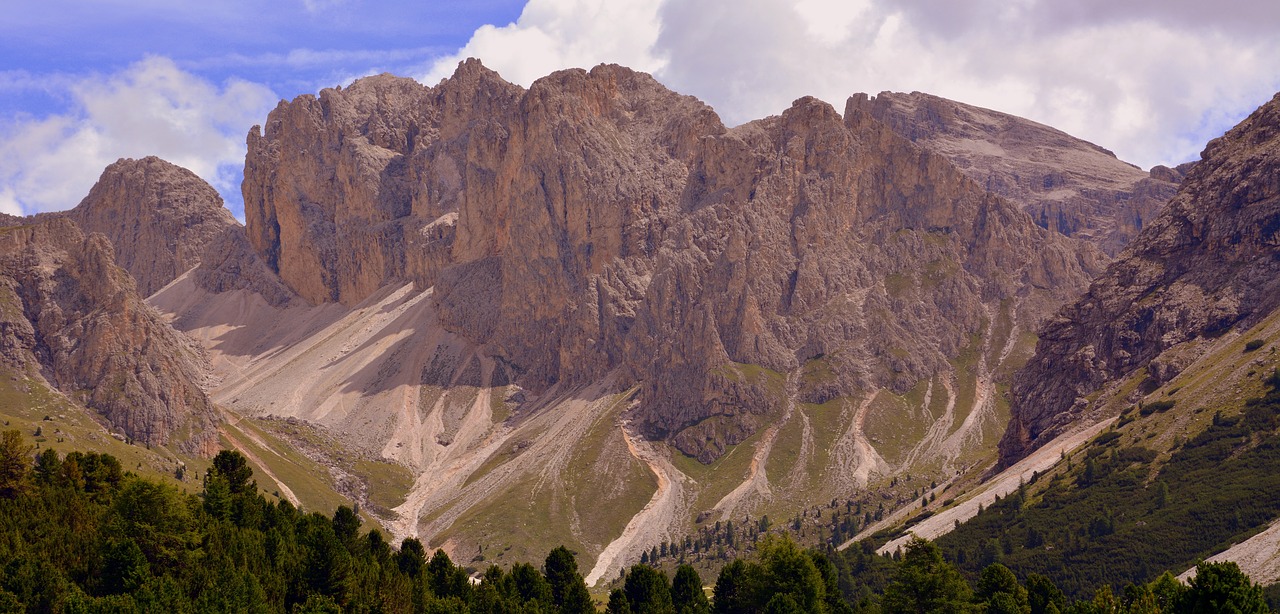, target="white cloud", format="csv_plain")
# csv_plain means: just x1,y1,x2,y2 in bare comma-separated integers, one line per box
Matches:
420,0,1280,170
420,0,666,86
0,56,275,216
654,1,1280,169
